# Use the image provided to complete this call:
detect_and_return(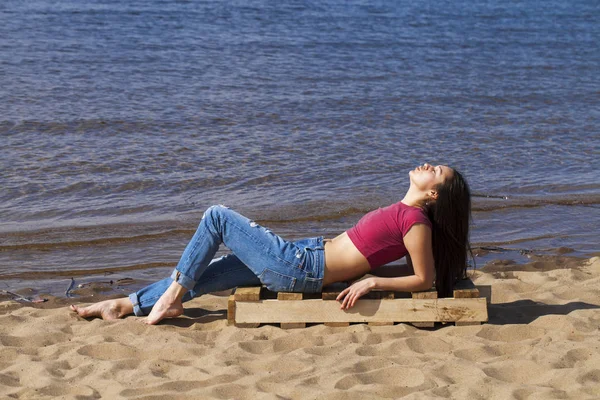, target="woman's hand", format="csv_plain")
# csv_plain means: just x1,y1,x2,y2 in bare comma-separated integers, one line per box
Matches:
336,278,376,310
